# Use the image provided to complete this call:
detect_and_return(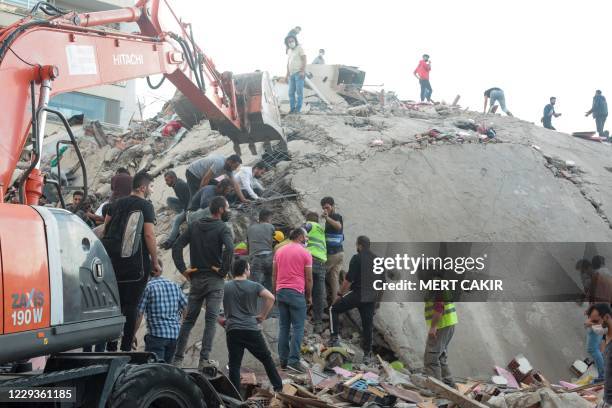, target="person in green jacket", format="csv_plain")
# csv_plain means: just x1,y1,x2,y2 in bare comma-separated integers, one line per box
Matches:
304,211,327,334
